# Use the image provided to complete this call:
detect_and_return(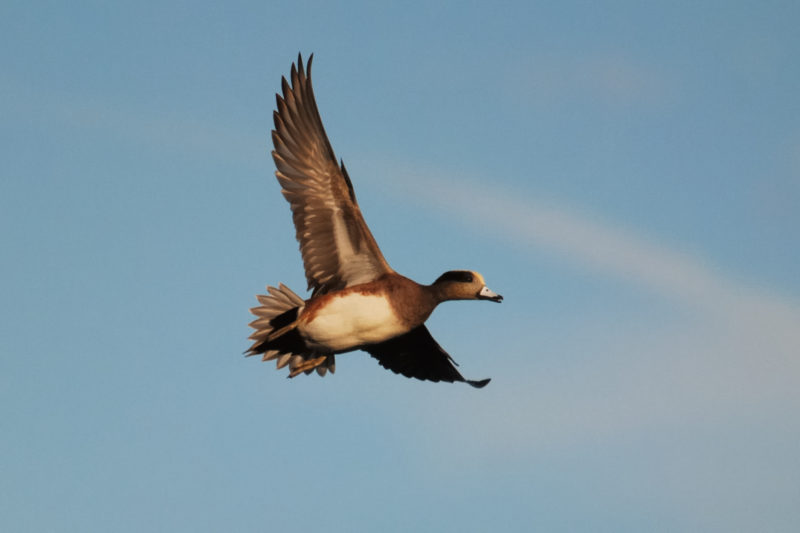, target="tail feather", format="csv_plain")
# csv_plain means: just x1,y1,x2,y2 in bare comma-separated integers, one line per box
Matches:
275,352,292,368
247,283,335,378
